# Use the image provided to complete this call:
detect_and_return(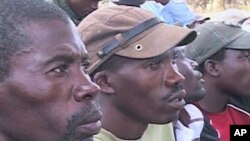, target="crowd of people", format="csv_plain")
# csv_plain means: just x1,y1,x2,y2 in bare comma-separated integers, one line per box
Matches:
0,0,249,141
